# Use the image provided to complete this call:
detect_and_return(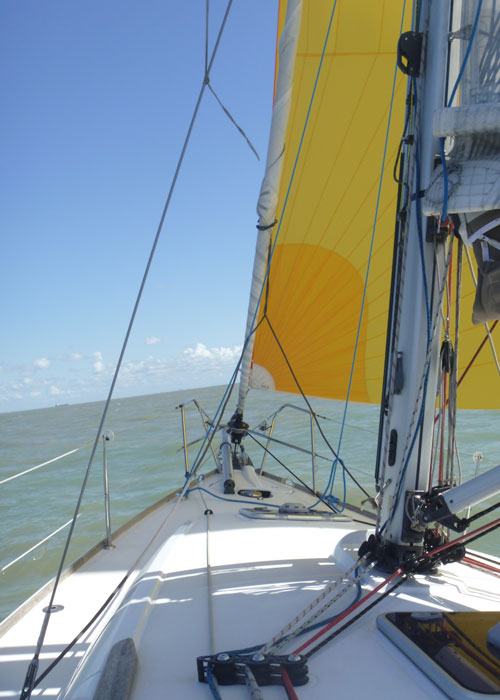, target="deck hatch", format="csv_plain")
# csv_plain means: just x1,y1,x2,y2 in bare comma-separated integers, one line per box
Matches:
377,611,500,699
